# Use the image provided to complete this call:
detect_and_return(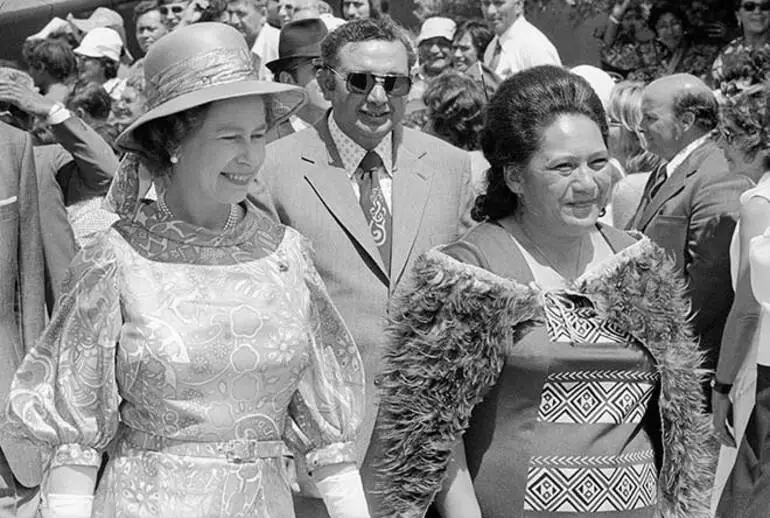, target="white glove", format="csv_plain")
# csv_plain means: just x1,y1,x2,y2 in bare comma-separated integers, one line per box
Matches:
313,463,371,518
40,493,94,518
